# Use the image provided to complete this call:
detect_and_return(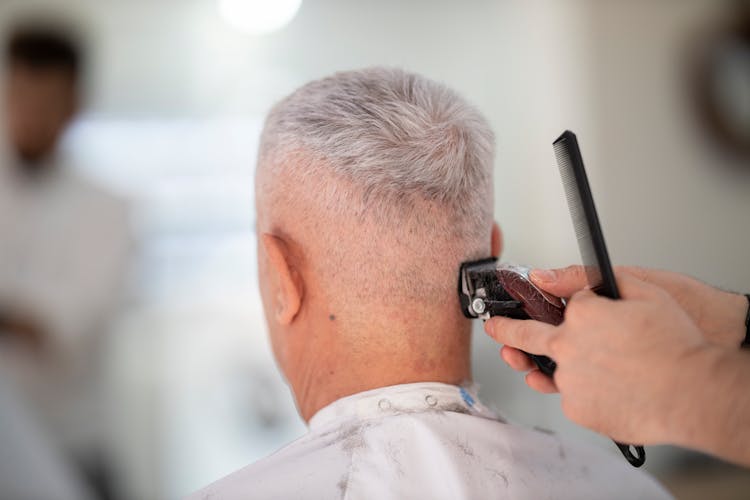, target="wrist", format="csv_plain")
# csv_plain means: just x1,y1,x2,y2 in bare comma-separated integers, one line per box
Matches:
663,343,724,449
669,345,750,456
